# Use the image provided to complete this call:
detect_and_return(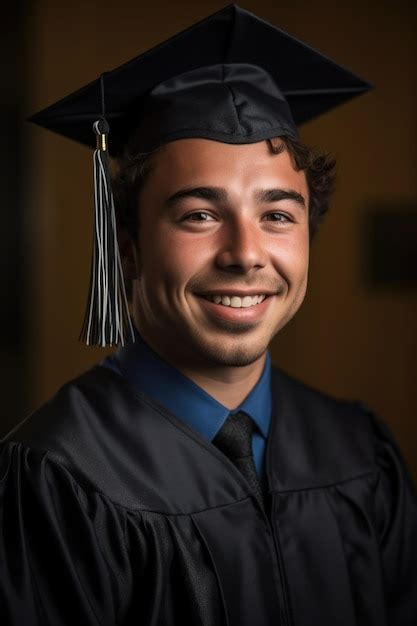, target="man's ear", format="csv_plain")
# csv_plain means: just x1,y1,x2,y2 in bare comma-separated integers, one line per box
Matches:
118,228,138,280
